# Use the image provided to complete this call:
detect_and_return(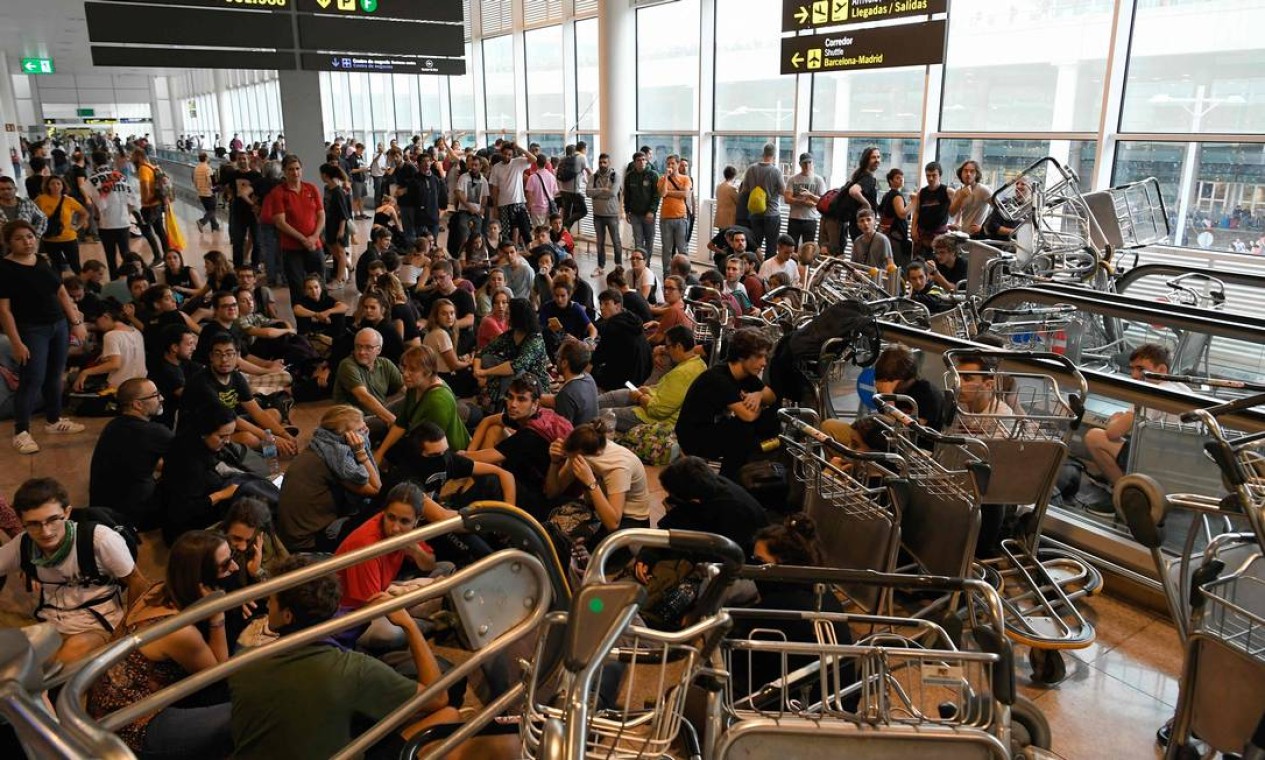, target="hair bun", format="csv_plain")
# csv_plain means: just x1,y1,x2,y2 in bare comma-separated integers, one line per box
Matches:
786,513,816,539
